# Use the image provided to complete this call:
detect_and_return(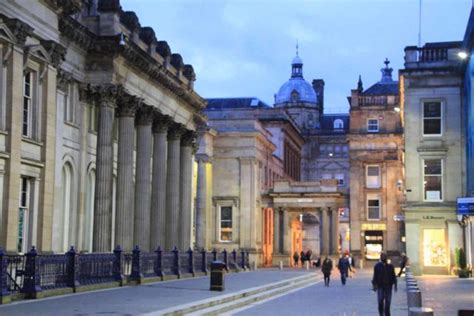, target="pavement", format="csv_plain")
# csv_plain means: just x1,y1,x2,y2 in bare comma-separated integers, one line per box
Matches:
0,268,472,316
